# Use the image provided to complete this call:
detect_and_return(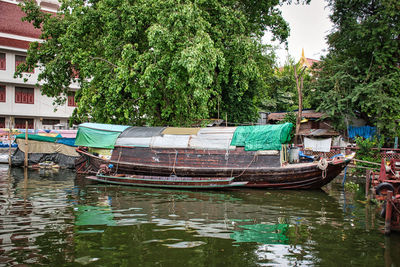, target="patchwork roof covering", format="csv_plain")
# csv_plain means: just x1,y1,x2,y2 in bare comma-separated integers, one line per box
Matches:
76,123,294,151
115,127,237,150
